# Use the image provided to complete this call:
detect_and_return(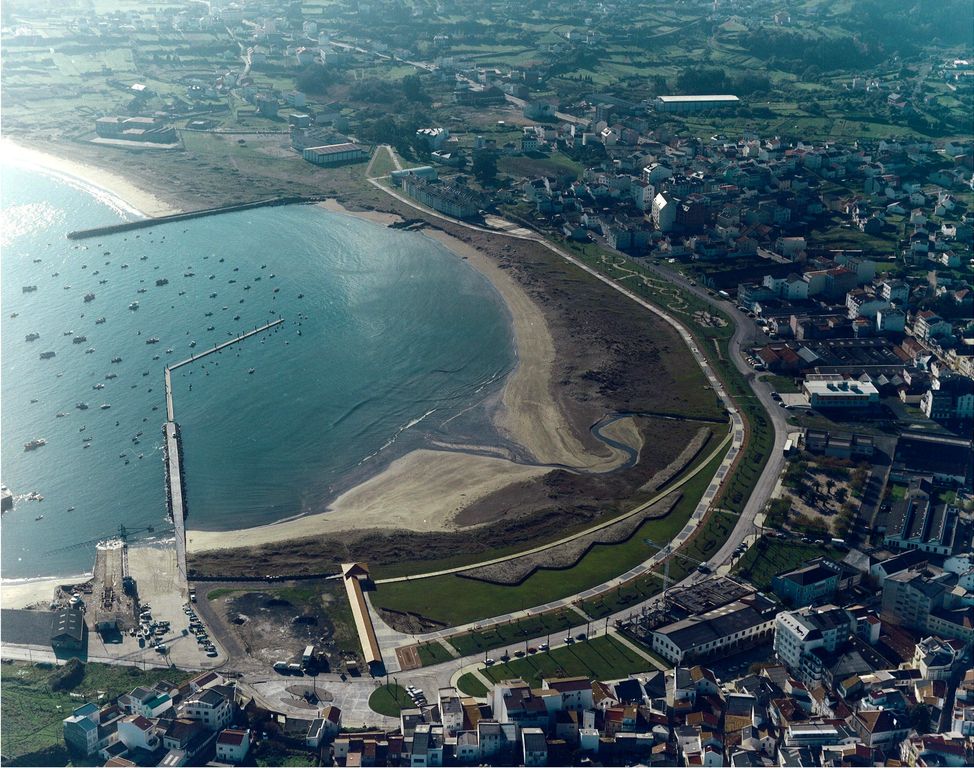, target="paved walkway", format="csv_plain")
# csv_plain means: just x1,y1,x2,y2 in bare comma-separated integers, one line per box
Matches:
360,179,787,685
606,627,668,671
